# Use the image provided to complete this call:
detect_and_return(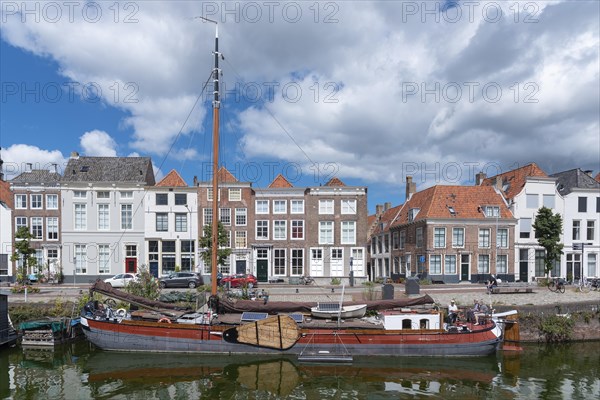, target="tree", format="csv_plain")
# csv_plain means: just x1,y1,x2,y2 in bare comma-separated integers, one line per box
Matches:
198,222,232,270
533,206,564,277
10,226,37,284
125,265,160,301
